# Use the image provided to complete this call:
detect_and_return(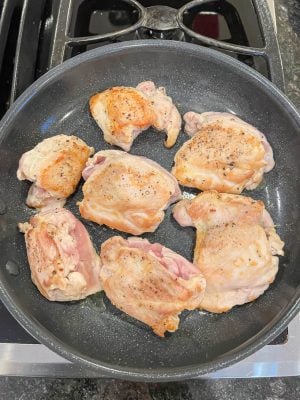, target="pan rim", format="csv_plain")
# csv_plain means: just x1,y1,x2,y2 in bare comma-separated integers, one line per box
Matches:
0,282,299,381
0,40,299,381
